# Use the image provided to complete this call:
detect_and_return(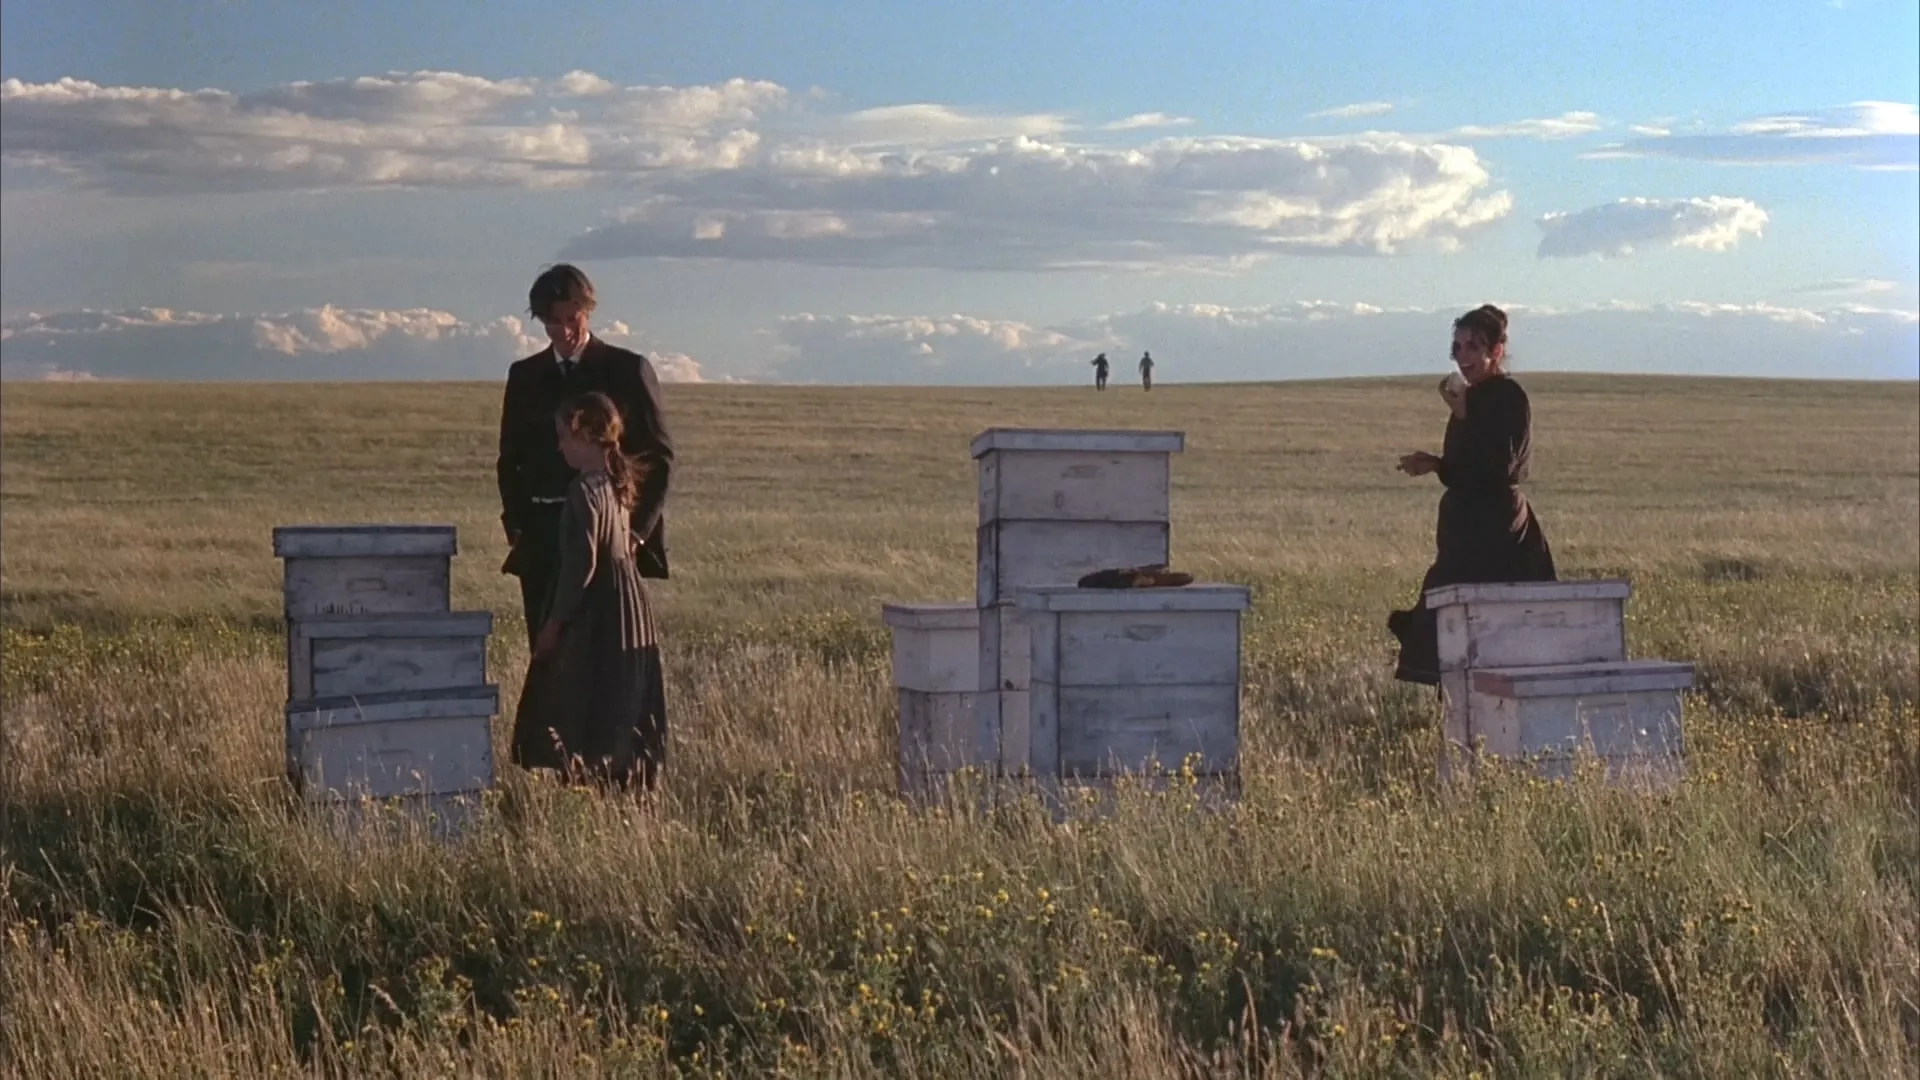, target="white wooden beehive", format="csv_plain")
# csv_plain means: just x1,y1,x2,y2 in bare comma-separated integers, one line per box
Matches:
286,686,498,835
971,428,1183,608
1457,660,1695,788
273,525,458,619
1016,584,1249,811
882,603,989,804
274,524,498,836
971,428,1184,776
287,686,498,800
287,611,494,701
1425,580,1632,673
